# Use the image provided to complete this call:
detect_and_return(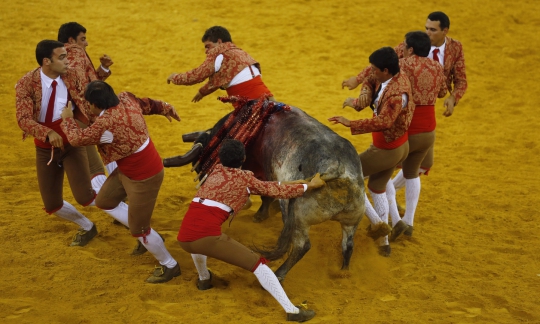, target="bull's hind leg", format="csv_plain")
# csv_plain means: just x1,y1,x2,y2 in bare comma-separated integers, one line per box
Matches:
253,196,274,223
274,227,311,282
340,222,359,270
